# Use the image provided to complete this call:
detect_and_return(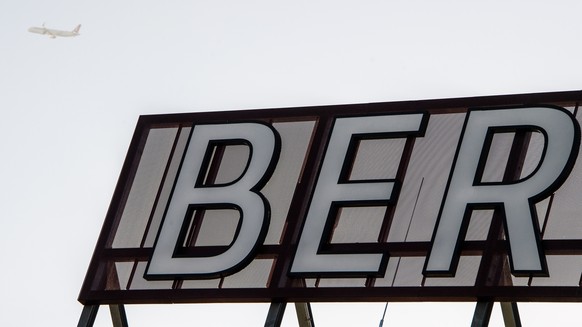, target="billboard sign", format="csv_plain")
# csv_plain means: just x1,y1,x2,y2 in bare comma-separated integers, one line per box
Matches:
79,91,582,304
